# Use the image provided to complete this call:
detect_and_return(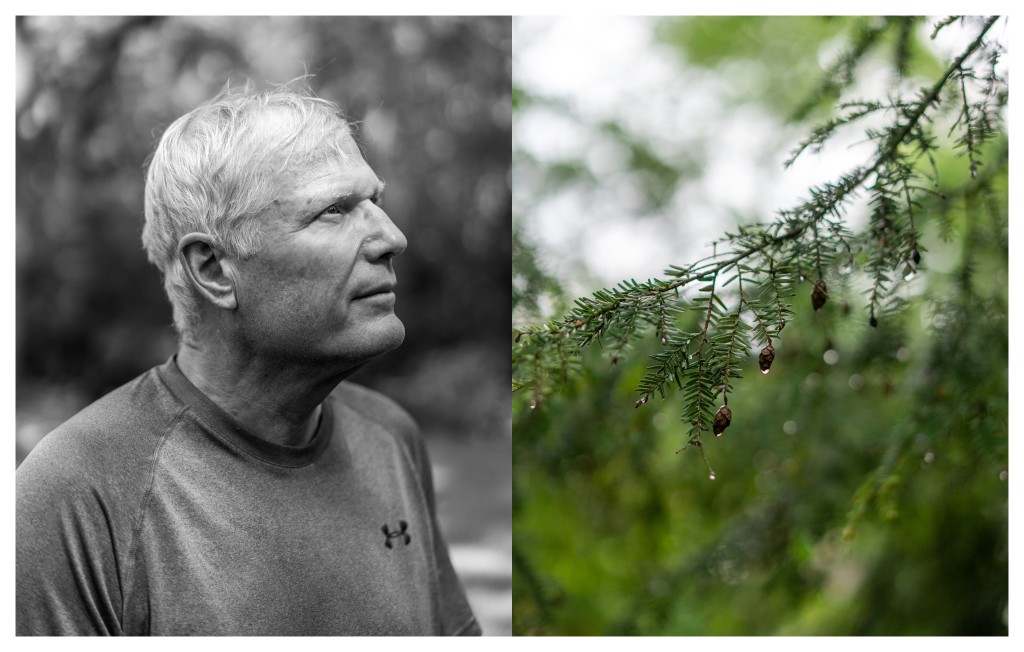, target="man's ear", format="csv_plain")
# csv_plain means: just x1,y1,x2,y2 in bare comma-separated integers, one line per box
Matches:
178,233,238,311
